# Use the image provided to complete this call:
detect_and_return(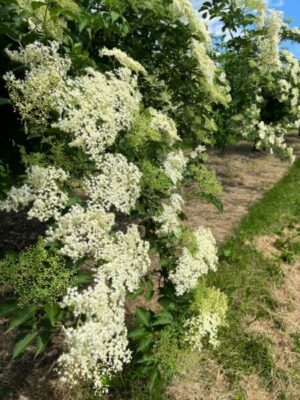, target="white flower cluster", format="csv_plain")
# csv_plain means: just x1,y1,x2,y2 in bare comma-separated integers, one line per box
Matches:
149,108,181,145
154,193,184,238
171,0,211,45
184,312,223,351
190,144,207,159
256,121,295,163
257,11,282,72
5,42,143,163
278,78,292,102
100,225,151,294
279,51,300,109
163,150,187,185
170,227,218,295
189,39,230,104
190,39,216,85
46,204,115,261
4,41,70,129
53,67,142,162
58,278,131,394
100,47,147,75
85,153,142,214
0,165,68,221
58,225,150,393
